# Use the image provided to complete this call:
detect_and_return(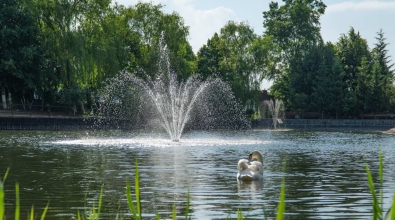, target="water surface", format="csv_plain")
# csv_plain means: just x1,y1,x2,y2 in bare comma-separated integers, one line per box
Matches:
0,129,394,219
